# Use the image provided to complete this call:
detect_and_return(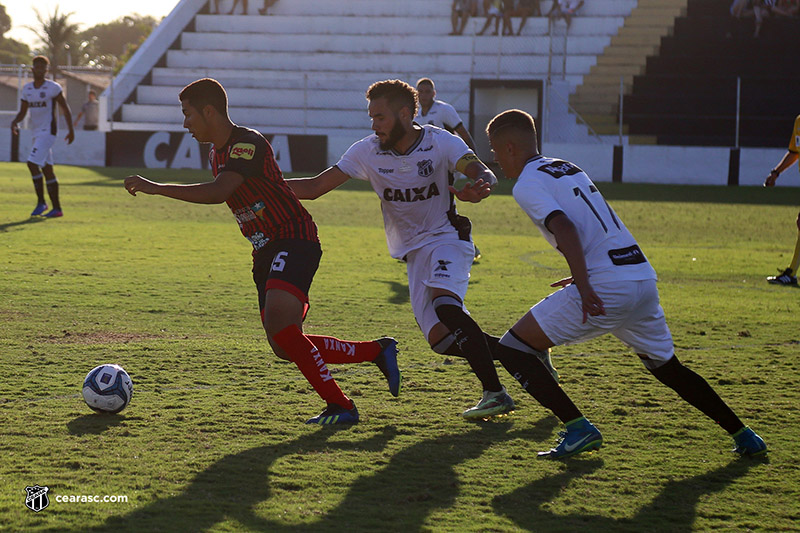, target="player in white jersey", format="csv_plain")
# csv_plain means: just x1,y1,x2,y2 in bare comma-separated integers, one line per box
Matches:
10,56,75,218
483,109,767,458
416,78,484,261
289,79,515,419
